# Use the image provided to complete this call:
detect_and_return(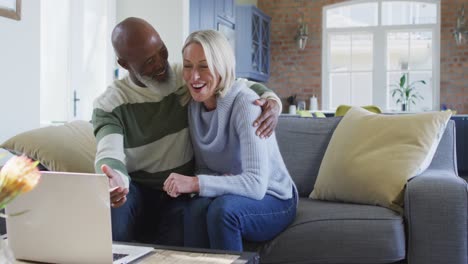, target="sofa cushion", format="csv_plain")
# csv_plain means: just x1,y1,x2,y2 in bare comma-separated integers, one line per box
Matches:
334,104,382,117
0,120,97,173
310,107,451,212
257,198,405,264
276,116,341,197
